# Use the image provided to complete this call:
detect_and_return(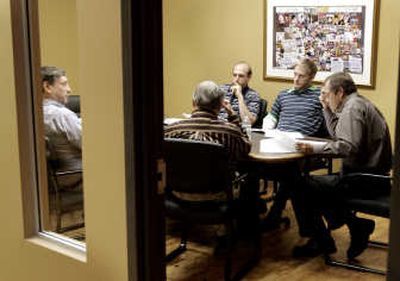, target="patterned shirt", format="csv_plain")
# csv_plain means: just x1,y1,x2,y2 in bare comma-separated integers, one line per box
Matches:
165,109,251,161
218,84,261,121
43,99,82,172
317,93,392,175
268,86,324,136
